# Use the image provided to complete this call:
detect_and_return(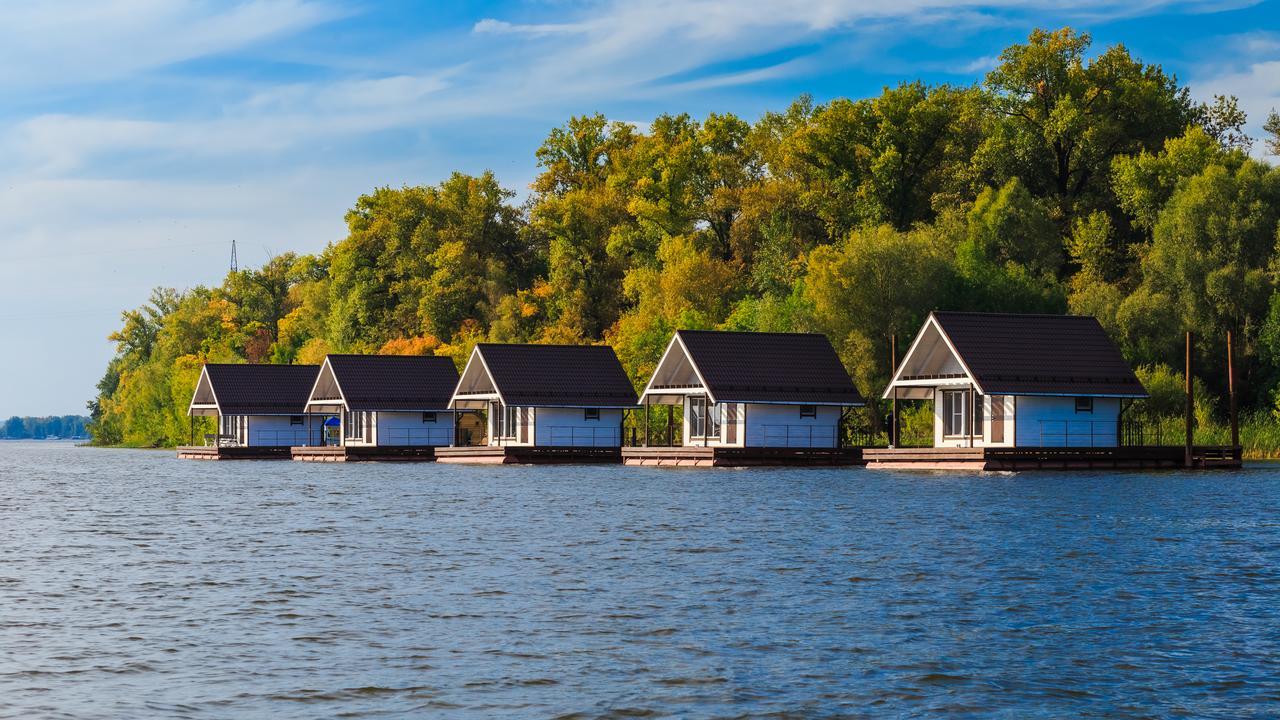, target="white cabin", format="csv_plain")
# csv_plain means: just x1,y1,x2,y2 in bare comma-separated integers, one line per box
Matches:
304,354,460,447
639,330,865,449
449,344,638,448
884,312,1149,448
187,363,321,447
